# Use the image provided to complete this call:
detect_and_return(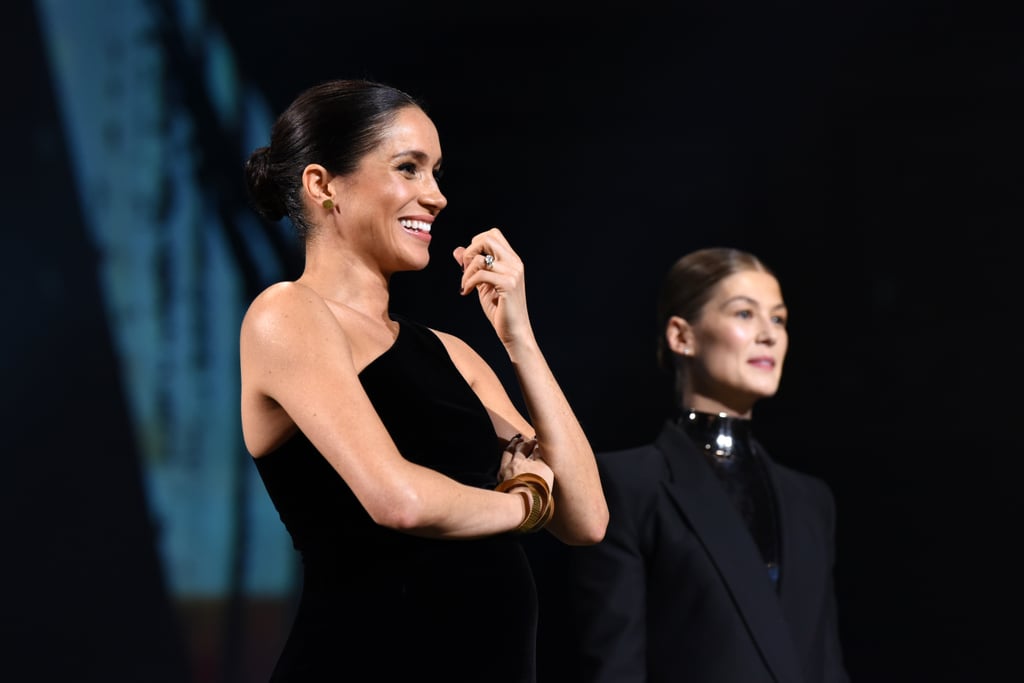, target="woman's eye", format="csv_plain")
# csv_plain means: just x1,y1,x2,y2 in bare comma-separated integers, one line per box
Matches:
397,162,417,175
736,310,753,319
433,167,444,182
772,315,787,327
